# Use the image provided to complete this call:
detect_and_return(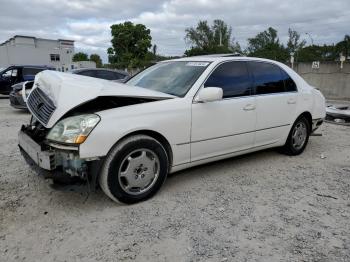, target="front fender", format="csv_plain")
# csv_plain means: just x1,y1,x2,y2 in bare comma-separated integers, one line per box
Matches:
79,99,192,166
